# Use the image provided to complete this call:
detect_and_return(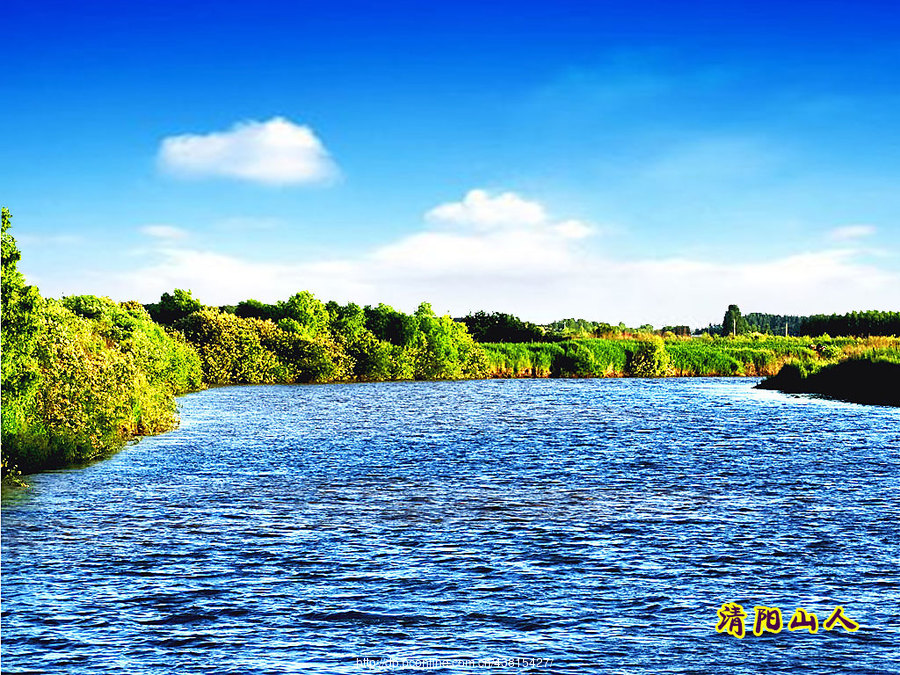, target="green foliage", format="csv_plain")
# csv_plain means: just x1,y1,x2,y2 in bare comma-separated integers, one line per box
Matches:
481,334,899,379
168,294,485,385
626,336,671,377
460,311,545,342
345,329,396,380
3,292,203,474
722,304,750,336
483,339,632,378
413,305,487,379
327,301,366,340
233,298,281,322
2,212,206,476
279,291,330,339
174,309,281,385
63,296,203,394
364,303,420,345
743,312,802,336
800,310,900,337
758,354,900,406
1,207,43,434
254,317,352,383
145,288,204,325
555,342,597,377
